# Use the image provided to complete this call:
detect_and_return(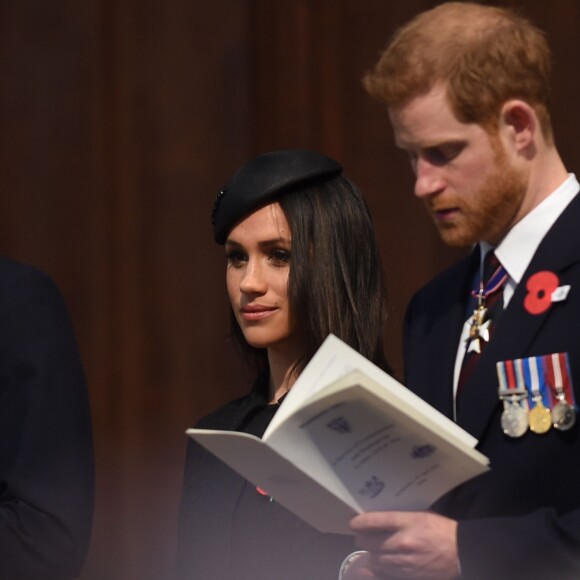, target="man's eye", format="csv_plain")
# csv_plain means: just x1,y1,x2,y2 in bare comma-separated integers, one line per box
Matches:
426,144,463,165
